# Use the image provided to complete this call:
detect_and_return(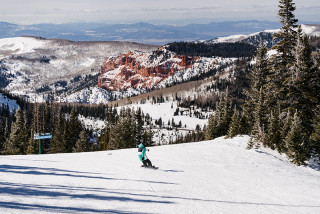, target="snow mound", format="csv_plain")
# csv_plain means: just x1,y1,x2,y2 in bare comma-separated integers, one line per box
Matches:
1,136,319,214
0,37,47,55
